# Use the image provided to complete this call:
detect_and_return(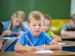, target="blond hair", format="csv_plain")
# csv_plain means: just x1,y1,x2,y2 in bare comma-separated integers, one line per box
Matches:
28,11,44,23
69,14,75,21
8,11,25,35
